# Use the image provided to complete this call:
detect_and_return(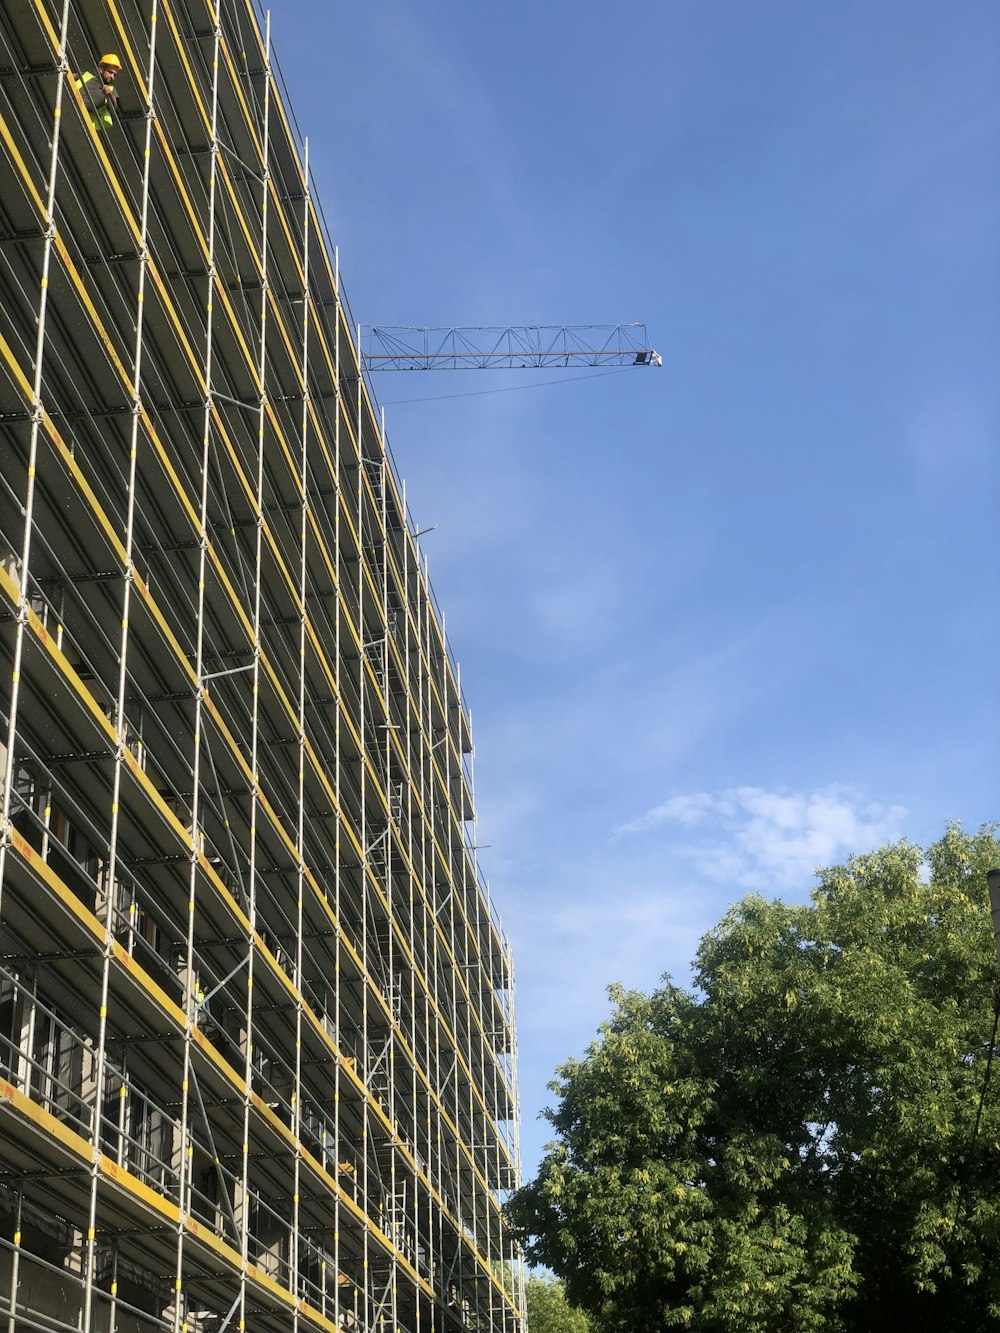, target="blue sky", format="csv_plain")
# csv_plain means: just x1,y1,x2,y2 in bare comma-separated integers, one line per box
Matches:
277,1,1000,1176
